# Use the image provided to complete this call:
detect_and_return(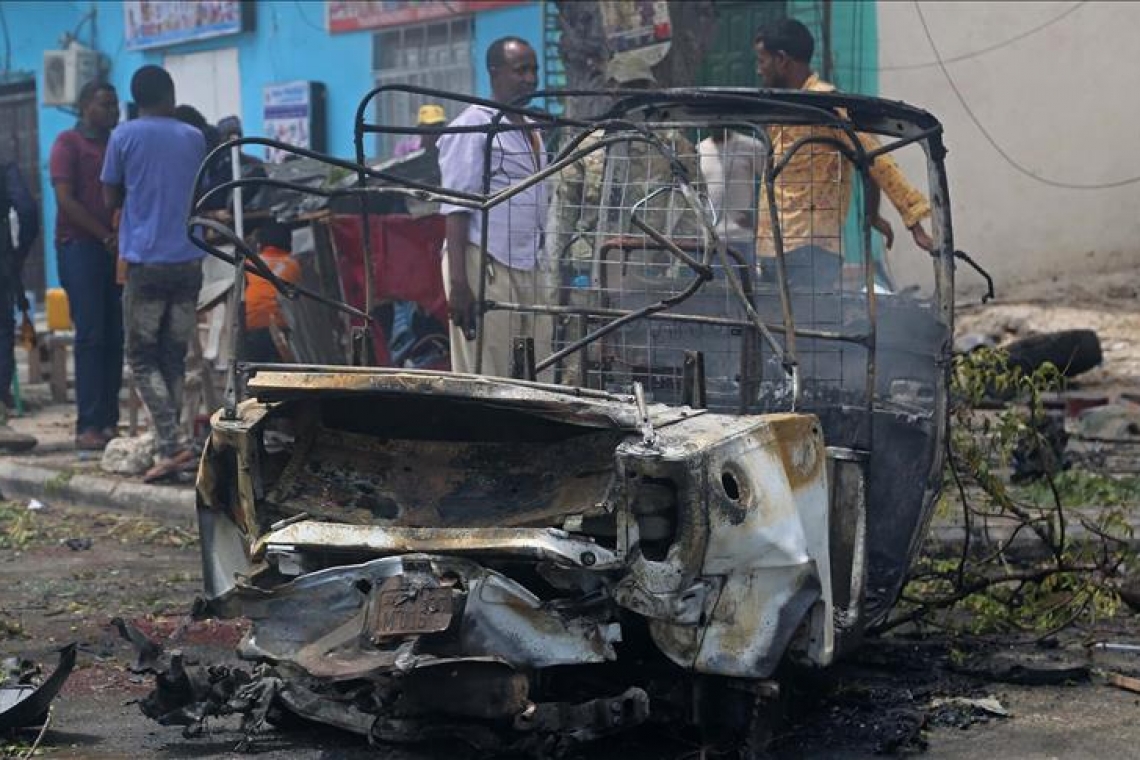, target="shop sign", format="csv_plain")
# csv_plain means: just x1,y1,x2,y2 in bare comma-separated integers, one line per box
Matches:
326,1,522,33
263,80,327,163
124,1,249,51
